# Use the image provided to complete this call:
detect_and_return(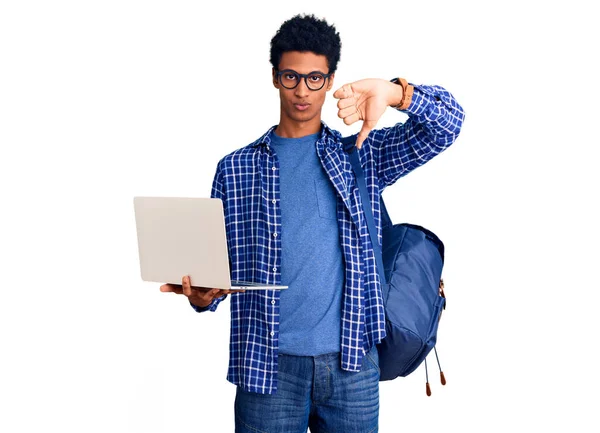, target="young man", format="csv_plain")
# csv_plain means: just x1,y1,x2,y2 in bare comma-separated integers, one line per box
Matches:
161,14,464,433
